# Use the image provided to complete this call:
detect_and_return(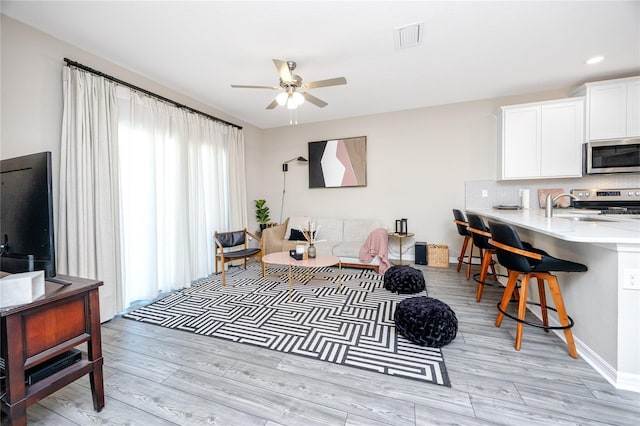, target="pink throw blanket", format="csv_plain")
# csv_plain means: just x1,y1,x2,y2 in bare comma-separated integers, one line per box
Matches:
359,228,390,274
